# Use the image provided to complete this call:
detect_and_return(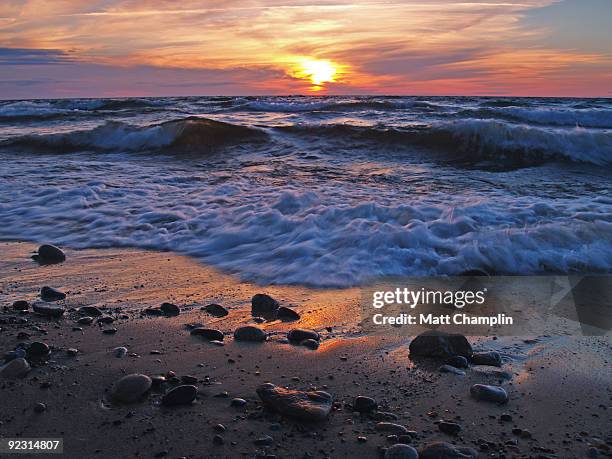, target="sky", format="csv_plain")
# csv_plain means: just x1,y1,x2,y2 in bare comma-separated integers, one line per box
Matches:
0,0,611,98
